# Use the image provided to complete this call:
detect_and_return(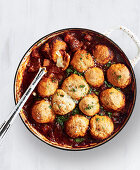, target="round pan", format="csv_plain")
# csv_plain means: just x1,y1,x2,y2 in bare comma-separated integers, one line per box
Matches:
14,27,138,151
